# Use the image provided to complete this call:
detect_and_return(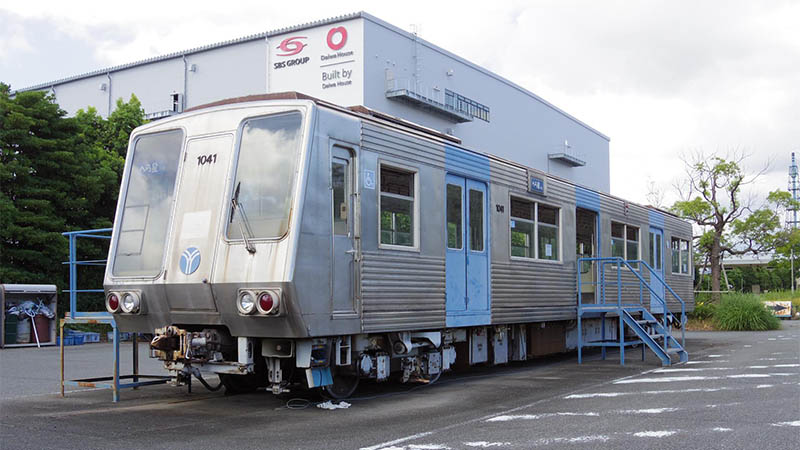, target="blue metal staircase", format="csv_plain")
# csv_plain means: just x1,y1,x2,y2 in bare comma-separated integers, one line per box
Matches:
577,257,688,366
